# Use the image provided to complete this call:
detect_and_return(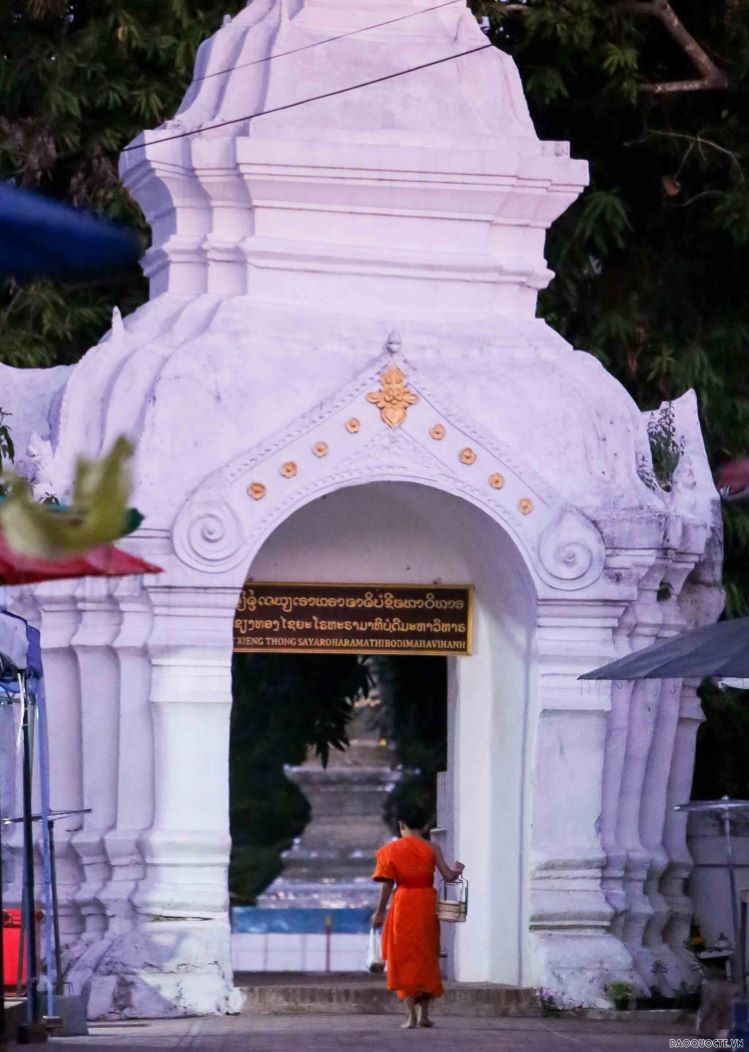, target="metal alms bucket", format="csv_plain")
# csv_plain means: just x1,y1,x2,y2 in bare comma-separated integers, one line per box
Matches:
436,877,468,923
